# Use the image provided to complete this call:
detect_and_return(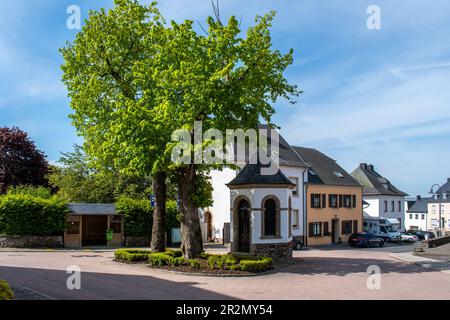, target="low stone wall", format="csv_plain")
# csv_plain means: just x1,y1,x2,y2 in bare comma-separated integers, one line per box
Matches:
124,236,150,247
426,236,450,248
0,235,63,248
252,242,293,260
